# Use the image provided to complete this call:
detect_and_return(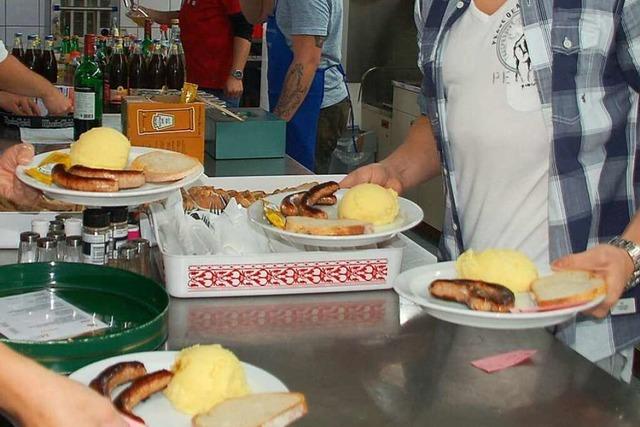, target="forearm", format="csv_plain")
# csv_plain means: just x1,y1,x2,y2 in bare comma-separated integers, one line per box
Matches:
381,115,441,189
622,210,640,243
238,0,274,24
231,37,251,73
273,58,319,121
0,55,57,99
0,344,43,421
